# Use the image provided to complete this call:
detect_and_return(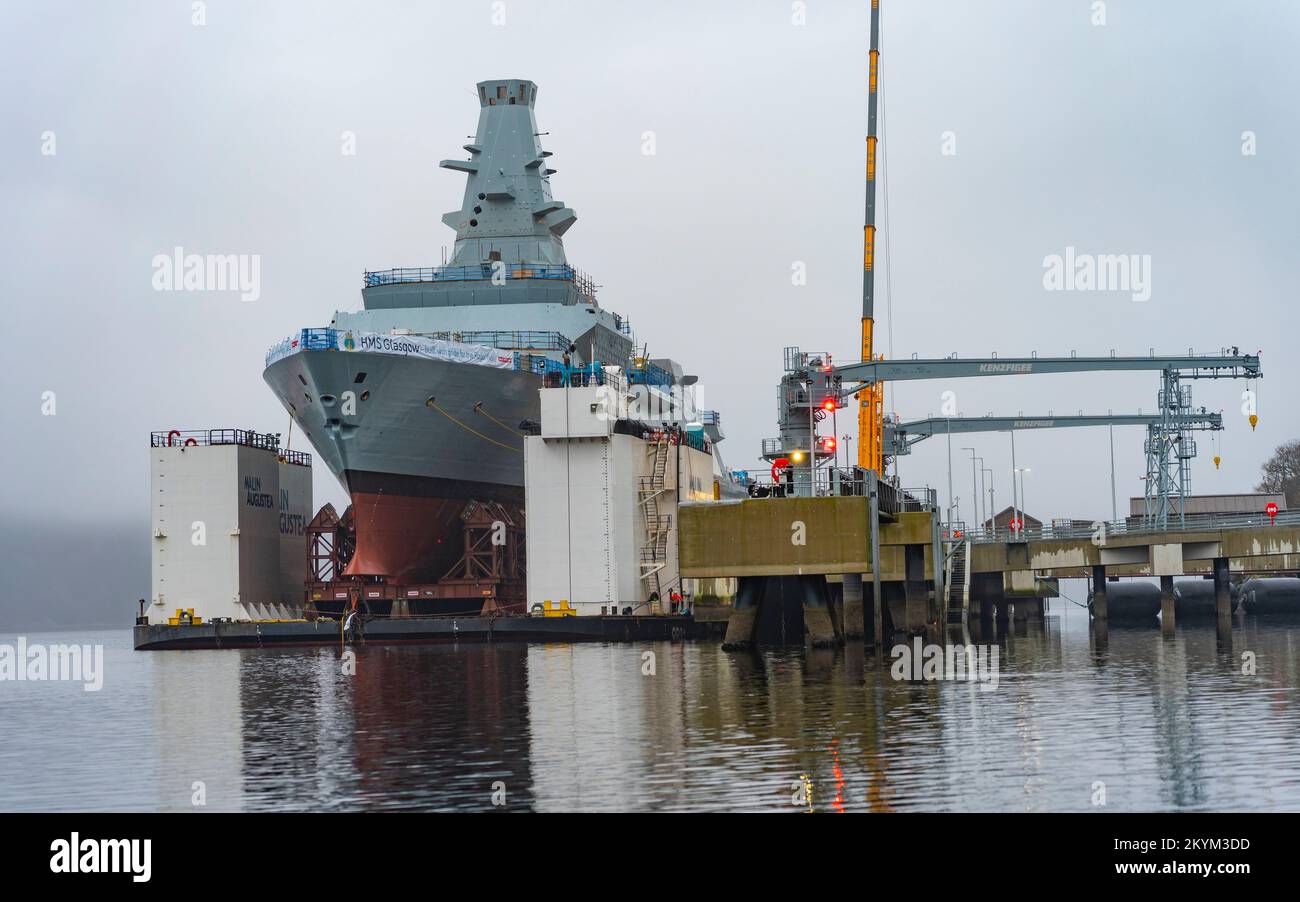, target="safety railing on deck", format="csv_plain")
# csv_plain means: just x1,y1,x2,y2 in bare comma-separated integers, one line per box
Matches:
962,509,1300,543
406,330,571,351
530,360,626,392
265,328,336,366
363,263,580,287
627,360,673,387
897,486,939,513
613,420,711,455
150,429,312,466
269,327,565,374
739,469,935,512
